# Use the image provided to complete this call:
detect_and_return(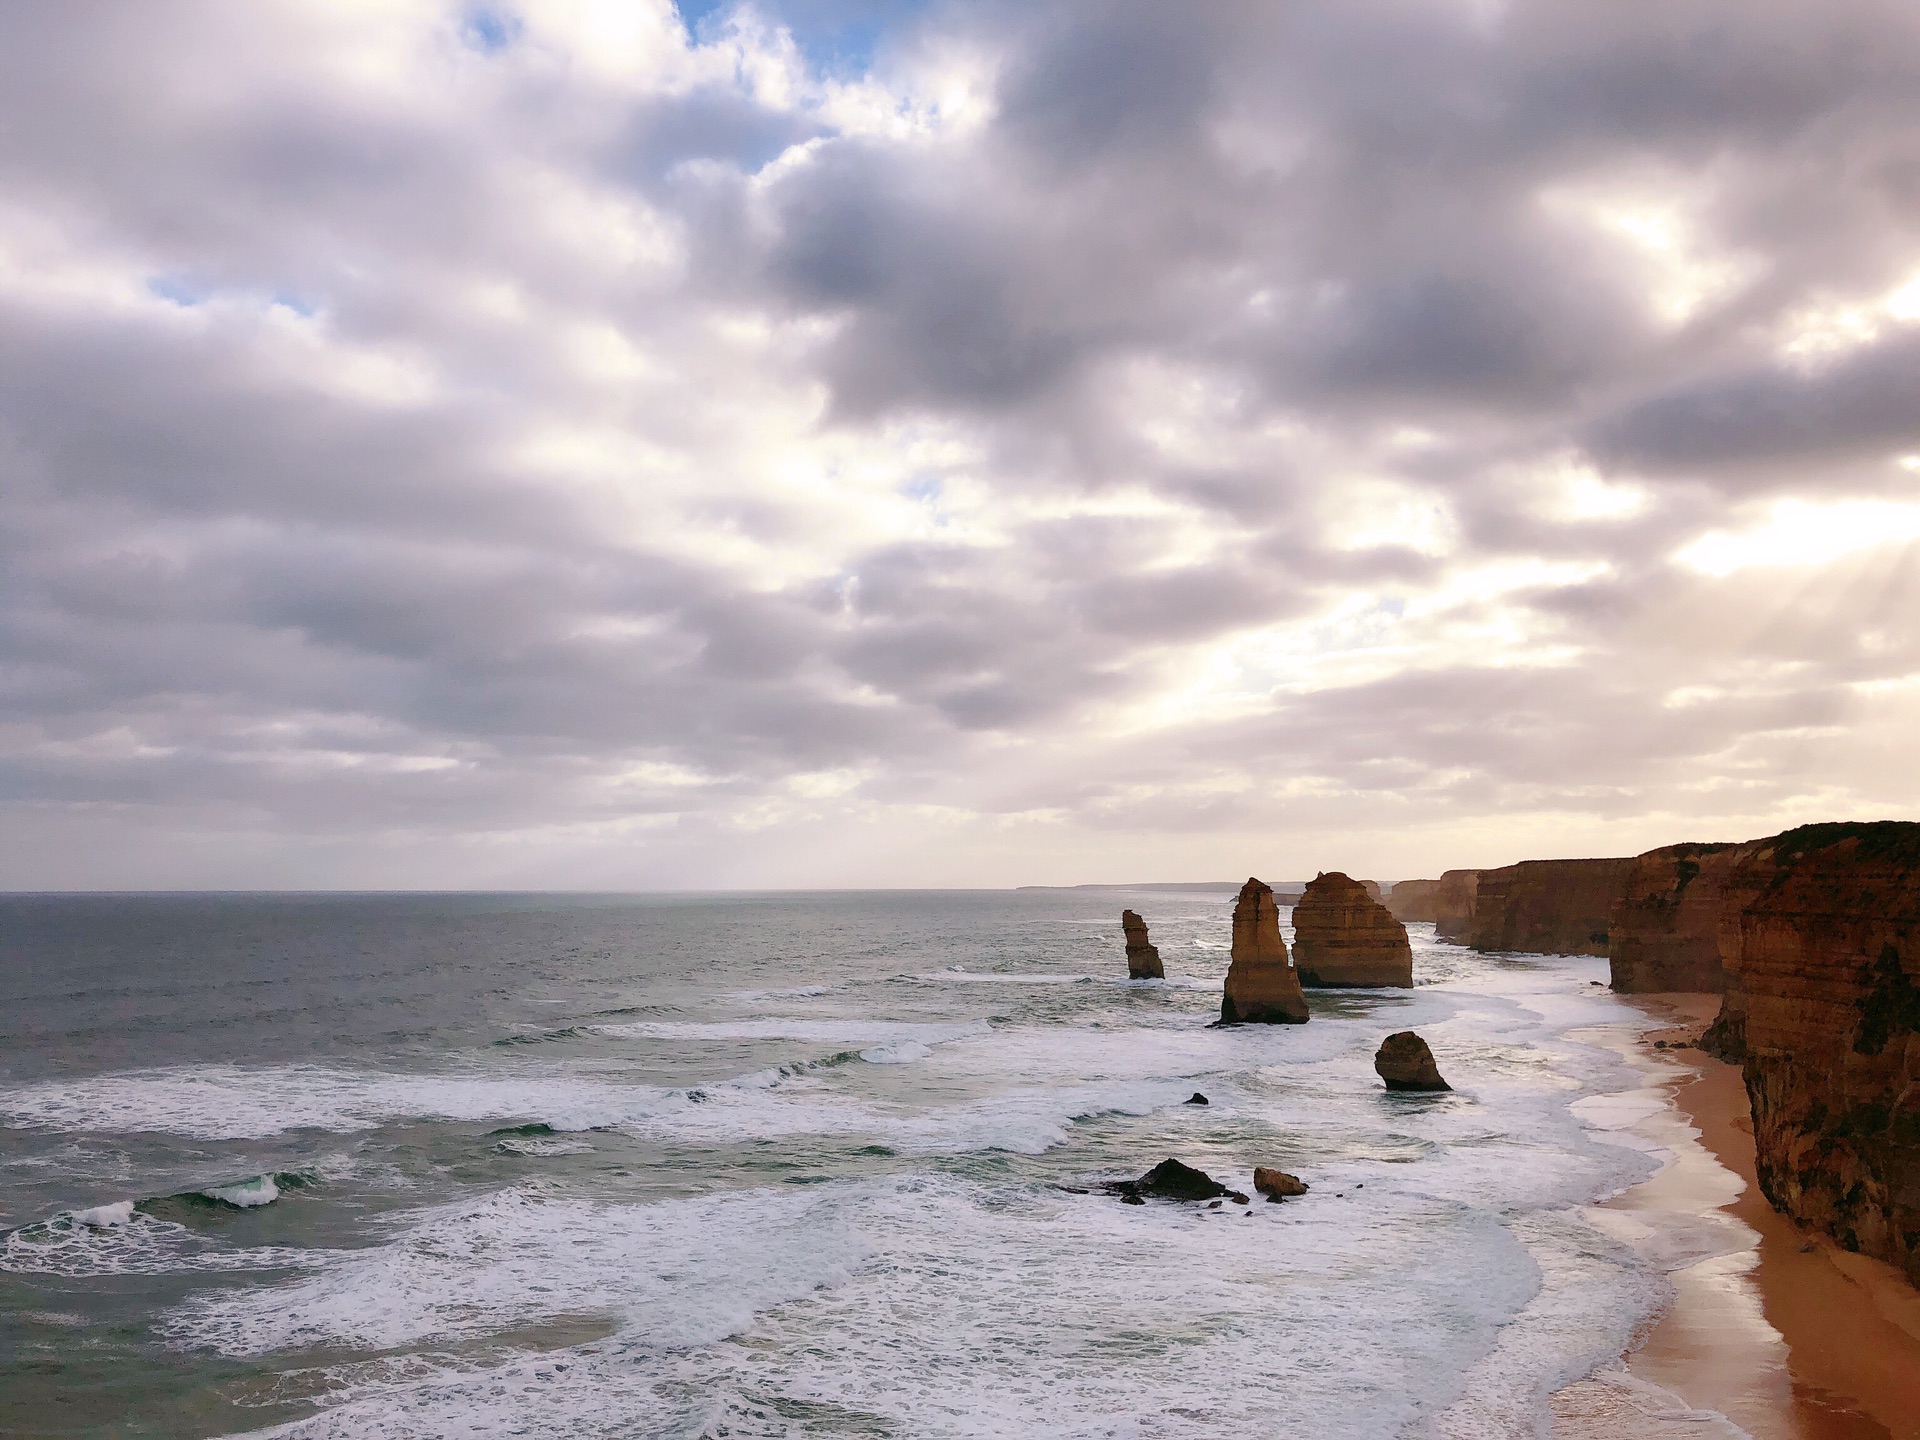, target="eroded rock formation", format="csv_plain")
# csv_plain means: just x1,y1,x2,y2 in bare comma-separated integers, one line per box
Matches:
1386,878,1441,923
1220,877,1310,1024
1608,843,1742,993
1293,872,1414,987
1705,822,1920,1283
1469,858,1633,956
1375,1031,1451,1091
1254,1167,1309,1201
1121,909,1164,980
1433,869,1482,942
